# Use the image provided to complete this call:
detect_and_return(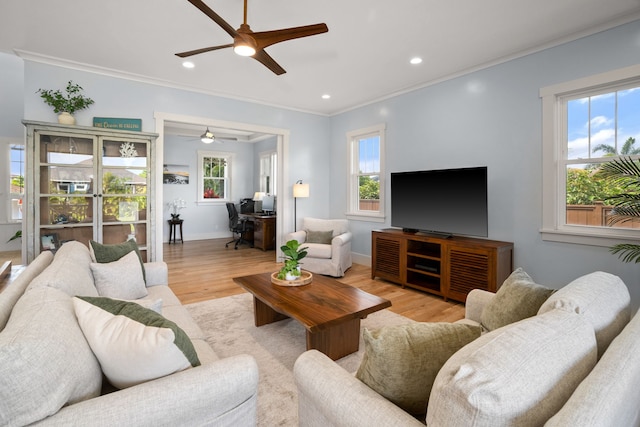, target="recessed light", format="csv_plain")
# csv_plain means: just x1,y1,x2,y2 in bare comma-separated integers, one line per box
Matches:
322,94,331,100
410,57,423,65
182,61,195,69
